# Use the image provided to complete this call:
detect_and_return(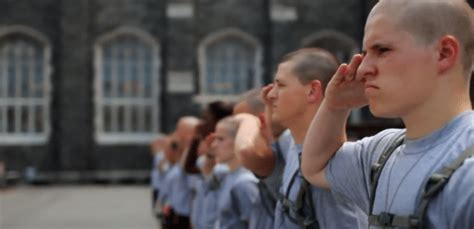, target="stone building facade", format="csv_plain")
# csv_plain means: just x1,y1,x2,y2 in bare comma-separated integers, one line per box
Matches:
0,0,472,182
